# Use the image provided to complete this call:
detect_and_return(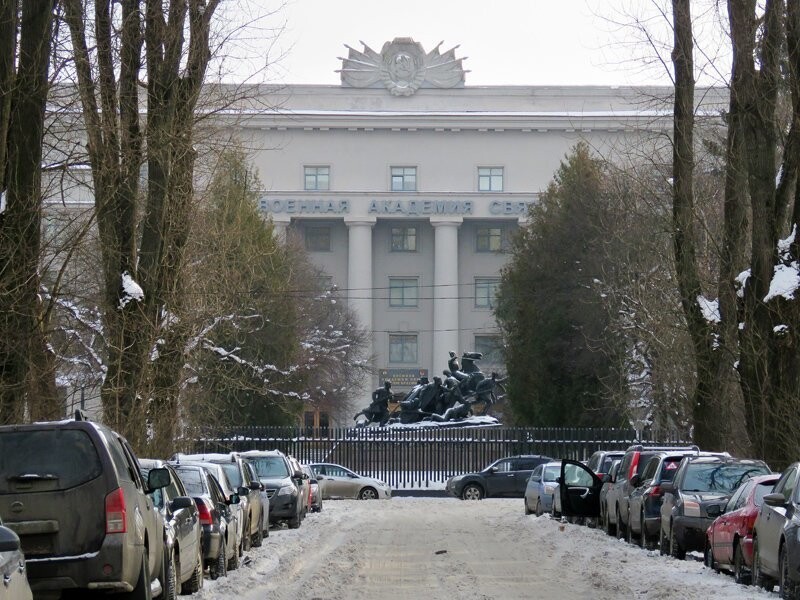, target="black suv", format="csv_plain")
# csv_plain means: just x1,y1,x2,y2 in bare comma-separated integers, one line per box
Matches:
660,455,771,559
0,414,170,598
445,455,553,500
